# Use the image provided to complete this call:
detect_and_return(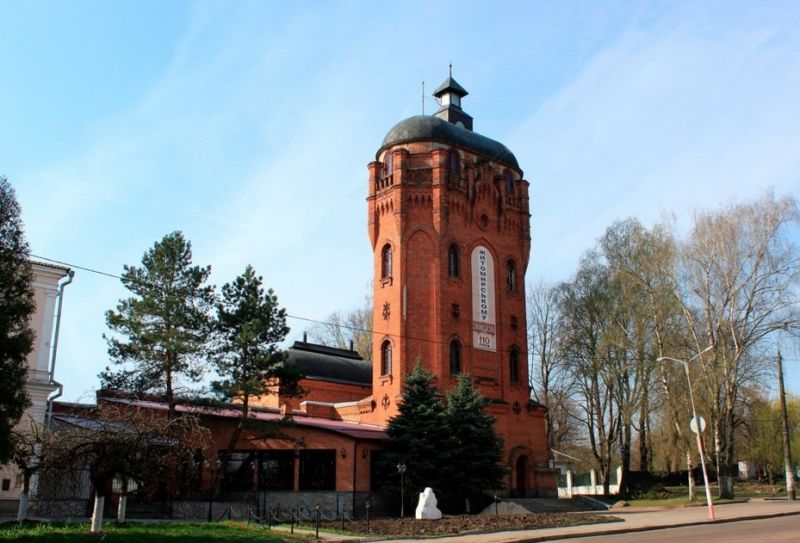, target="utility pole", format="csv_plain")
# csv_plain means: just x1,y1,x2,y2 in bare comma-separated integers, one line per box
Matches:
777,348,796,500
